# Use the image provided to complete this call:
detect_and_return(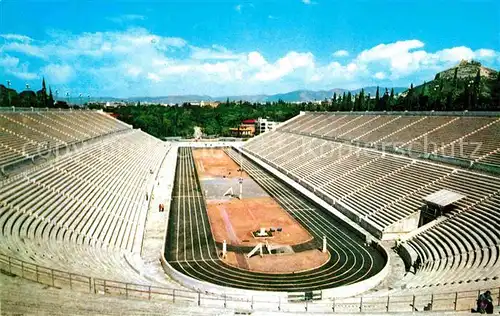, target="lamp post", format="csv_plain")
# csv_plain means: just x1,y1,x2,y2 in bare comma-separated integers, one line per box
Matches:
79,93,83,107
25,84,30,90
66,92,70,105
7,80,11,107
